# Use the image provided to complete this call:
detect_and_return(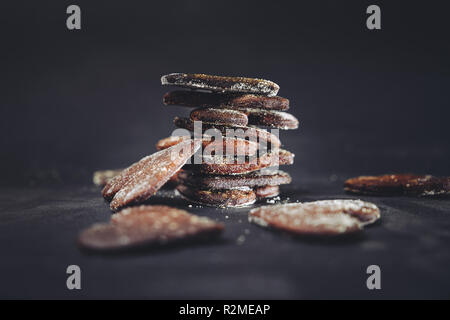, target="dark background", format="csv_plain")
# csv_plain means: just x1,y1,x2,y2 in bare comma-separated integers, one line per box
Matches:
0,0,449,299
